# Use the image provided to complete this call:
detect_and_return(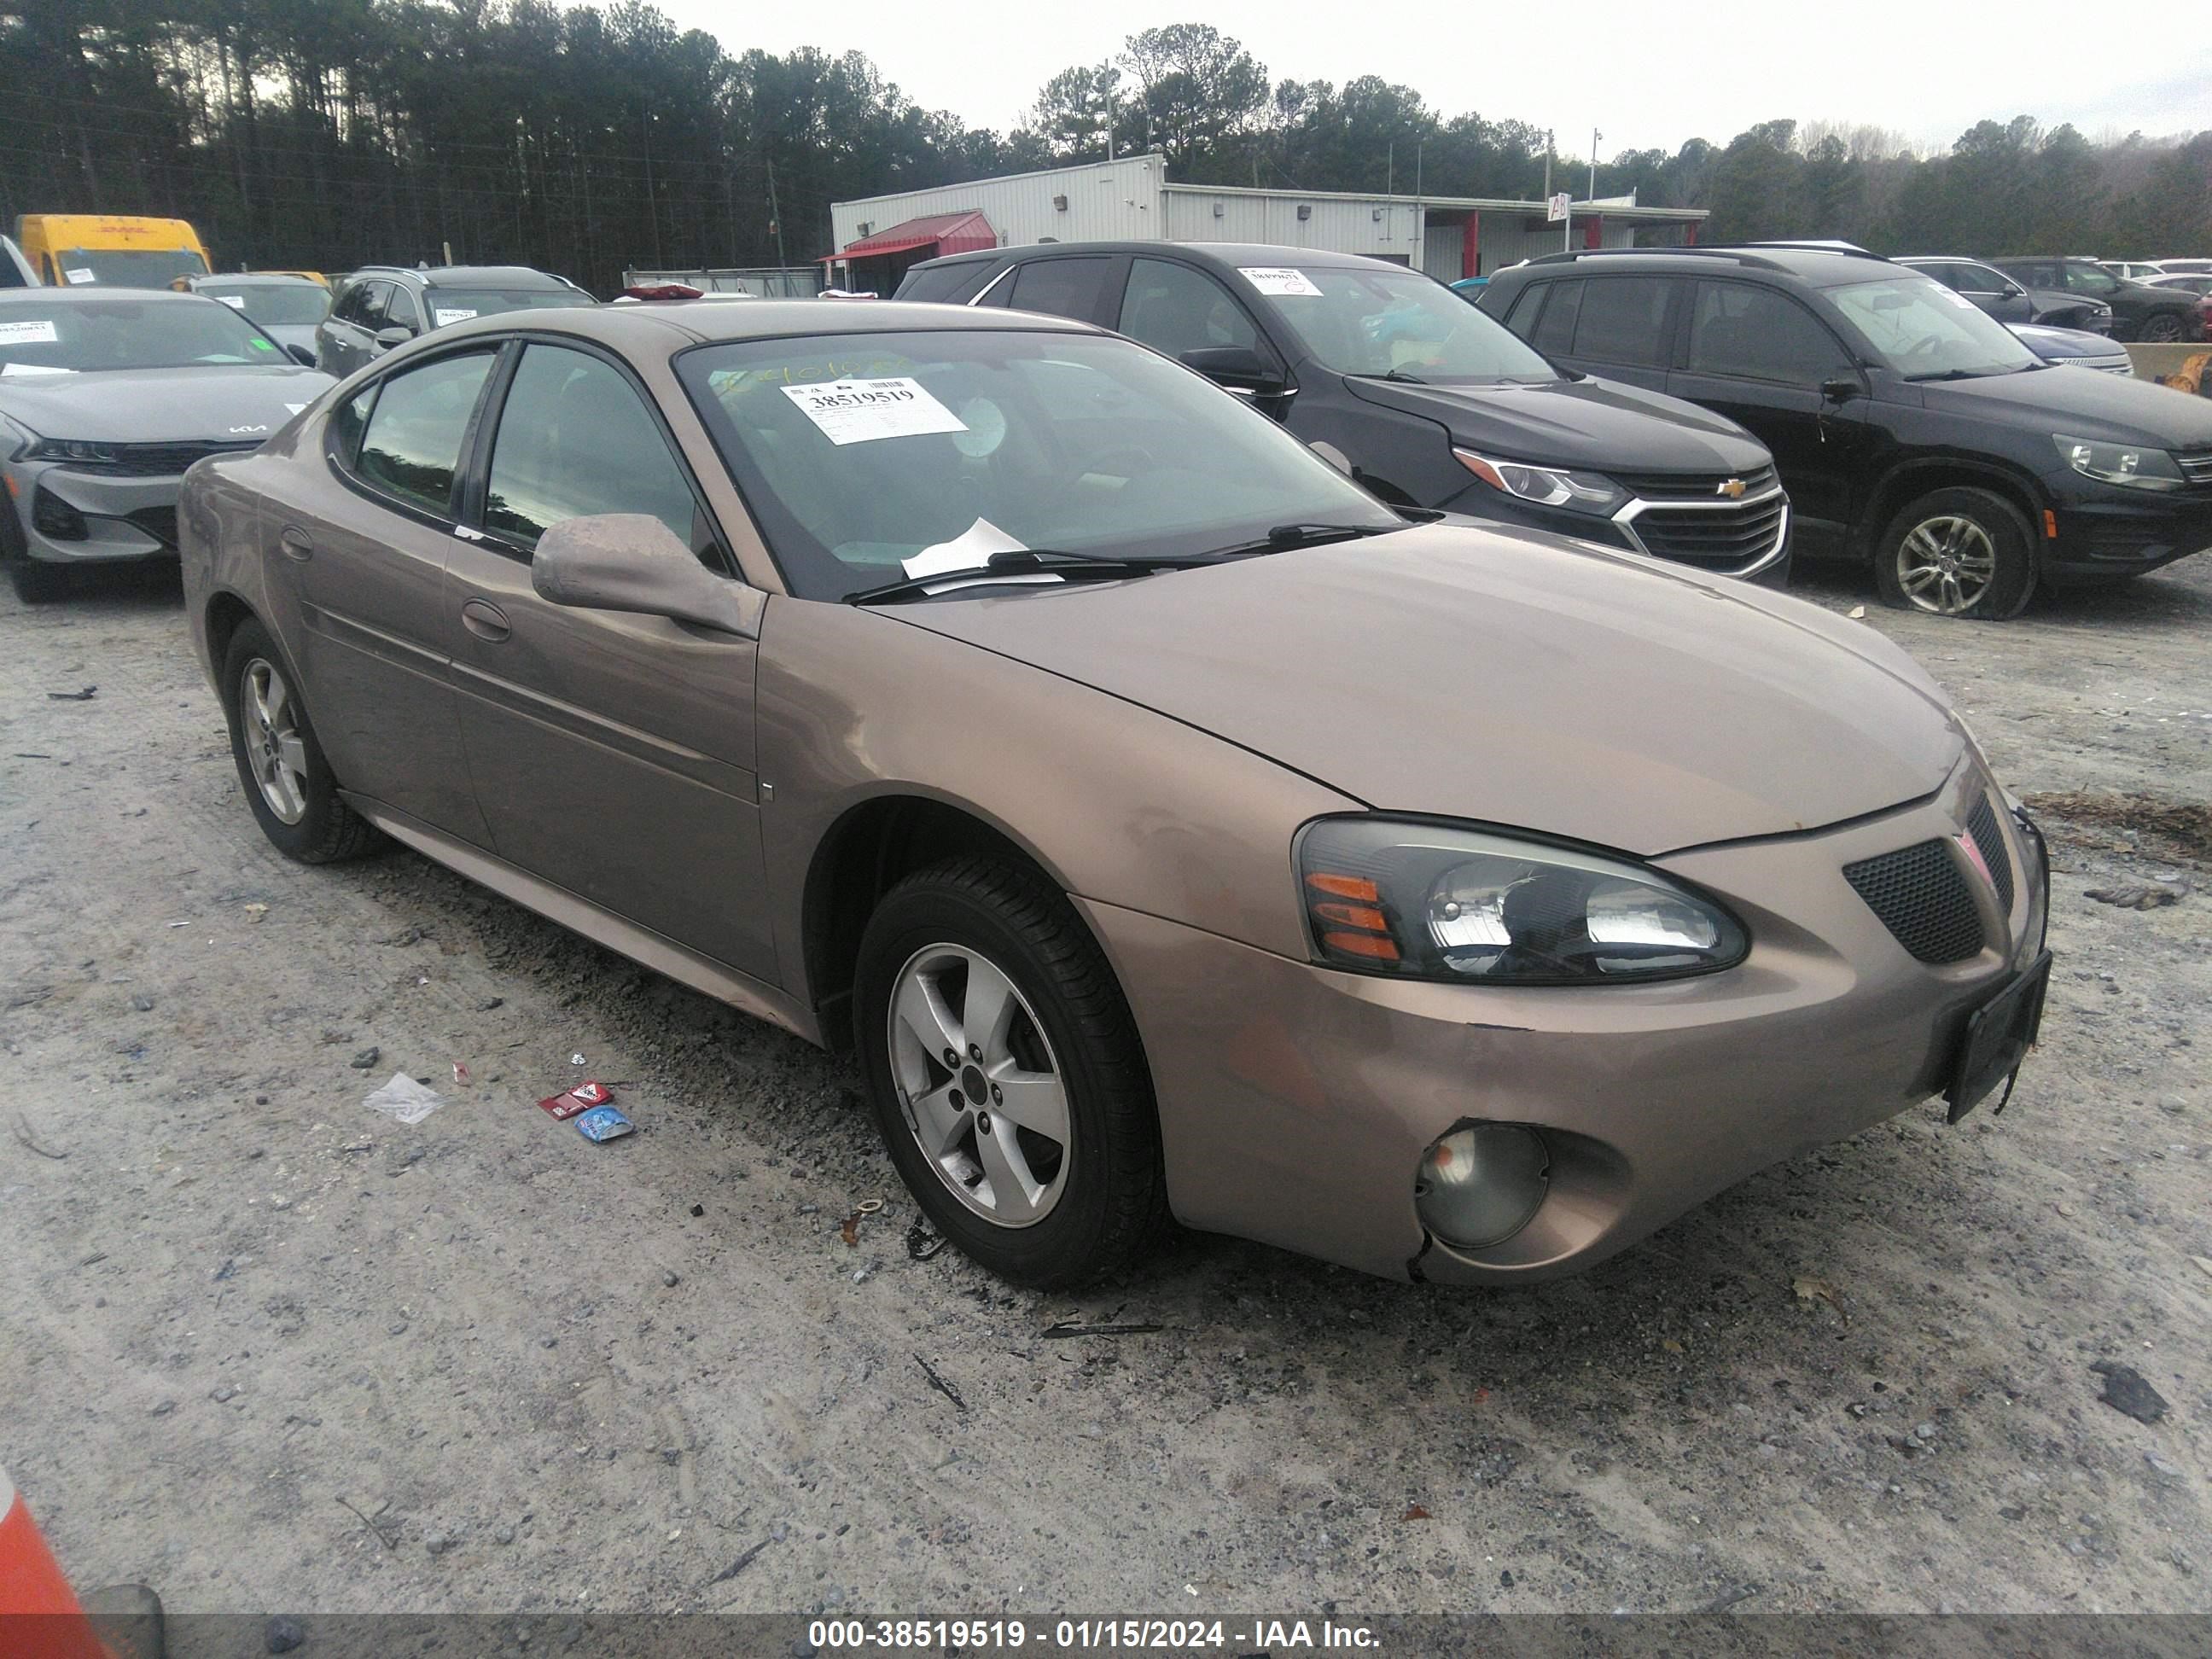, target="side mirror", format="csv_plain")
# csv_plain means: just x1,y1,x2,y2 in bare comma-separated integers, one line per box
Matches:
1179,345,1282,394
286,343,317,366
1820,375,1864,405
532,514,759,637
371,323,415,351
